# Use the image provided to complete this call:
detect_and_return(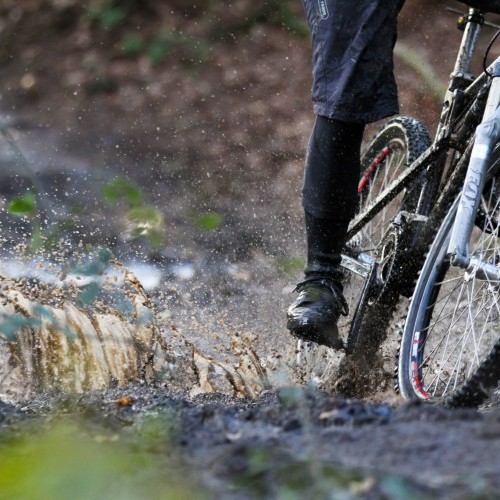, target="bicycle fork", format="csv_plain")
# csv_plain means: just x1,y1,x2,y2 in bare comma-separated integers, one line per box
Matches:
448,60,500,280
